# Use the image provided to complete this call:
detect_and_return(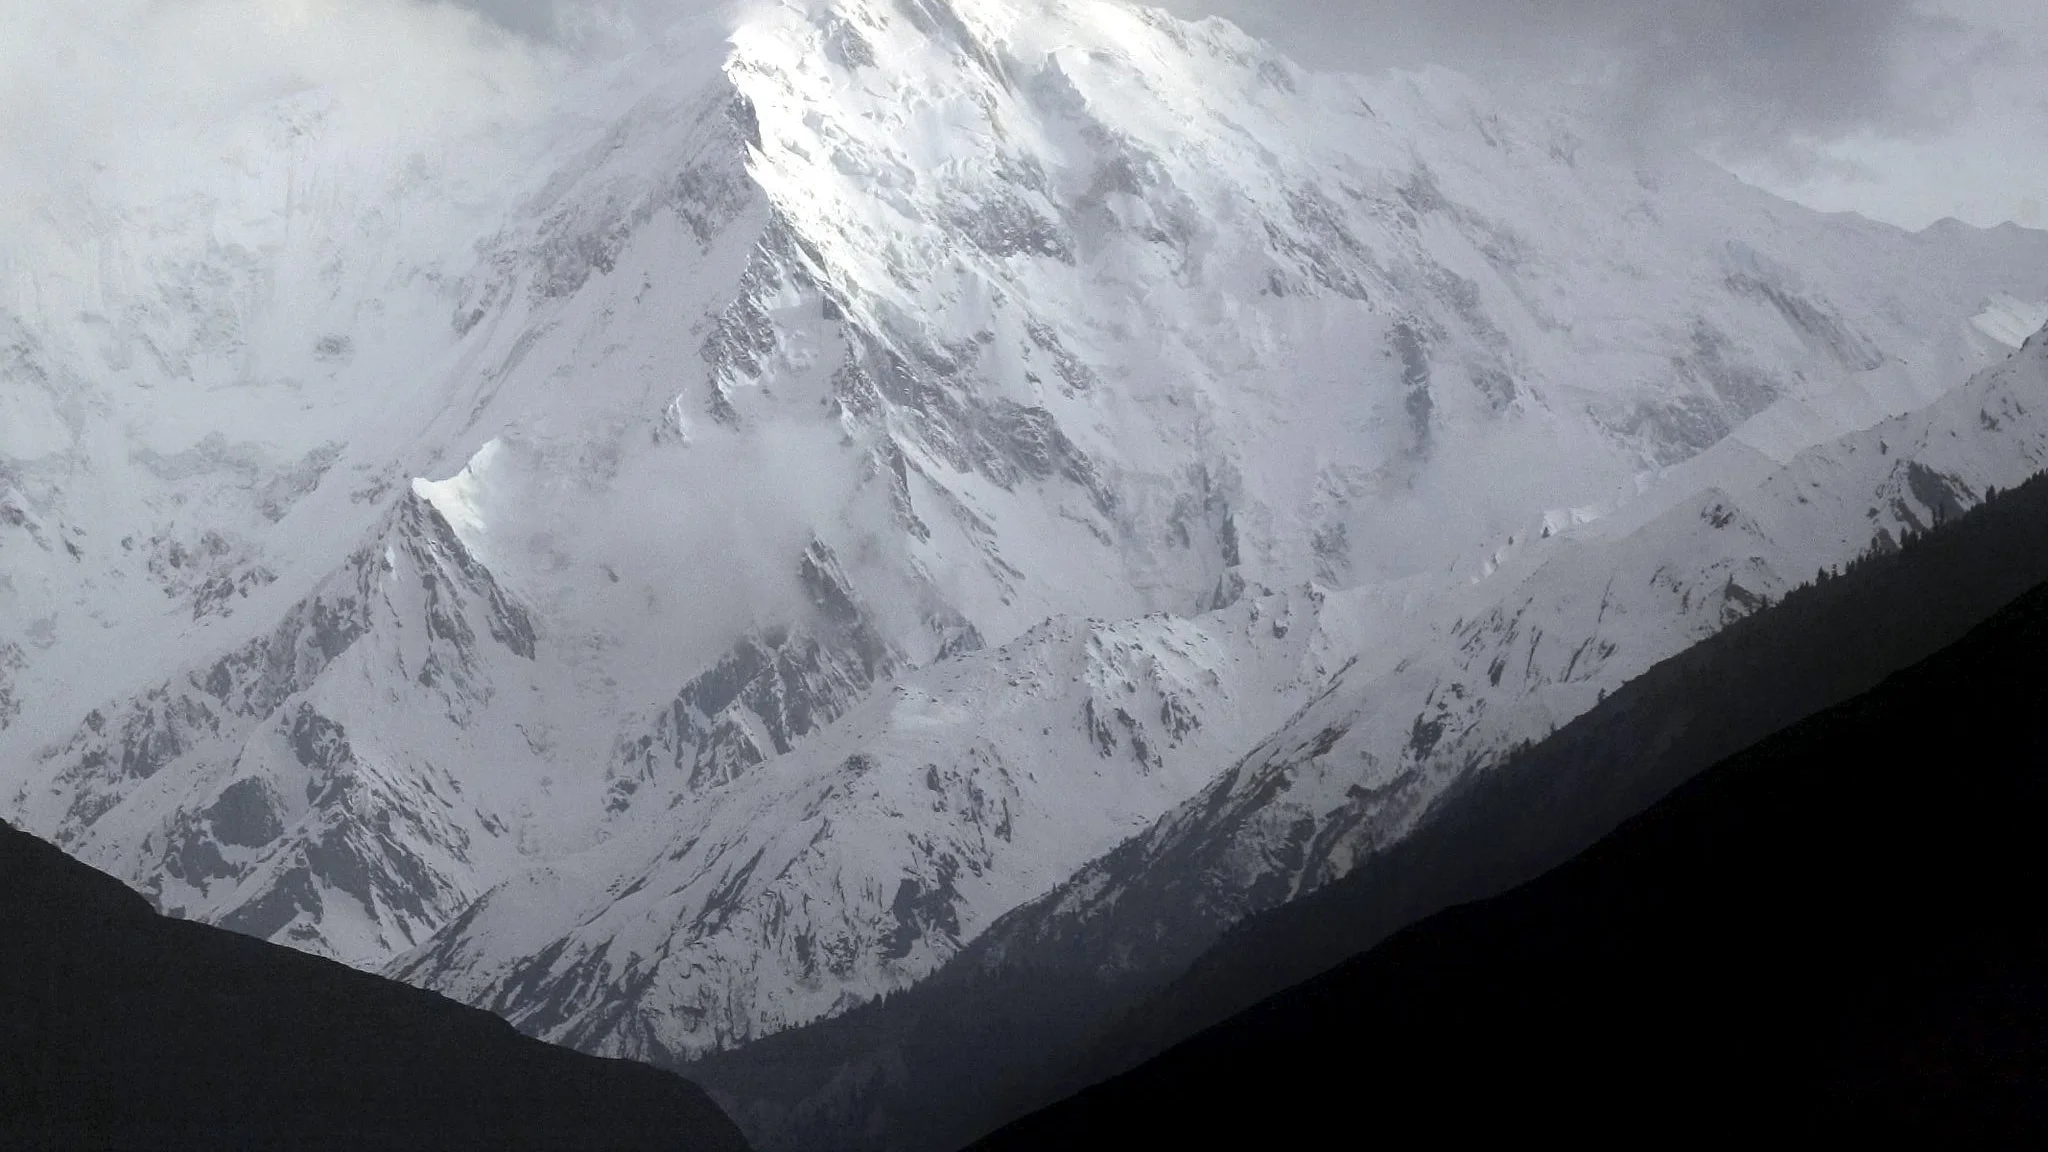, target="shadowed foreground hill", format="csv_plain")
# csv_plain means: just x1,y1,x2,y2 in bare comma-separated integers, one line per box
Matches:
973,576,2048,1147
0,823,751,1152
